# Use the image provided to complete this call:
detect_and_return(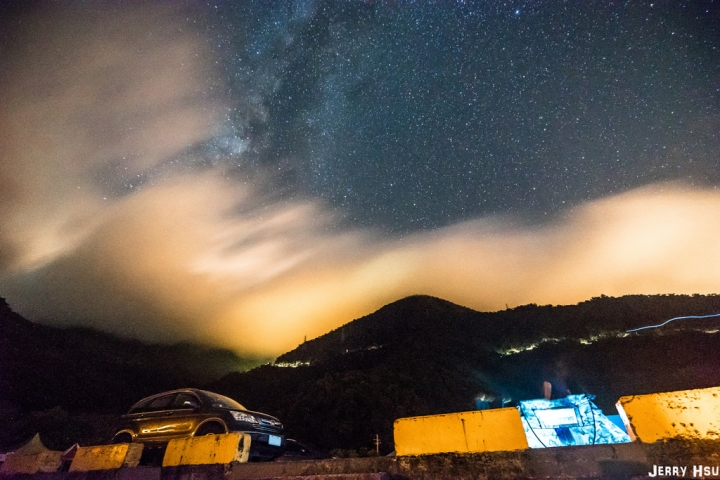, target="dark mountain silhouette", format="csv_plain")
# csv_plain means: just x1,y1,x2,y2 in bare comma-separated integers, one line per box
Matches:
3,294,720,454
208,294,720,454
0,297,264,450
